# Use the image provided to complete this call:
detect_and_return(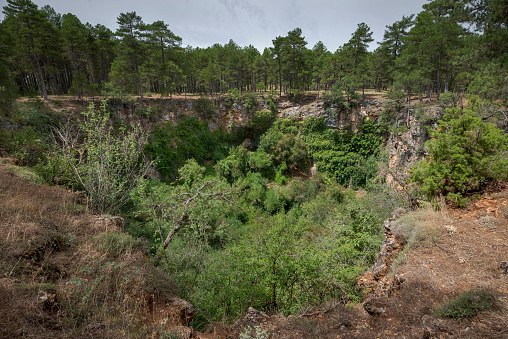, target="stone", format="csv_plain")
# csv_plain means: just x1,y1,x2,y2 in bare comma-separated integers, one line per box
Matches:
167,297,195,325
422,314,451,337
363,300,385,316
500,261,508,275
